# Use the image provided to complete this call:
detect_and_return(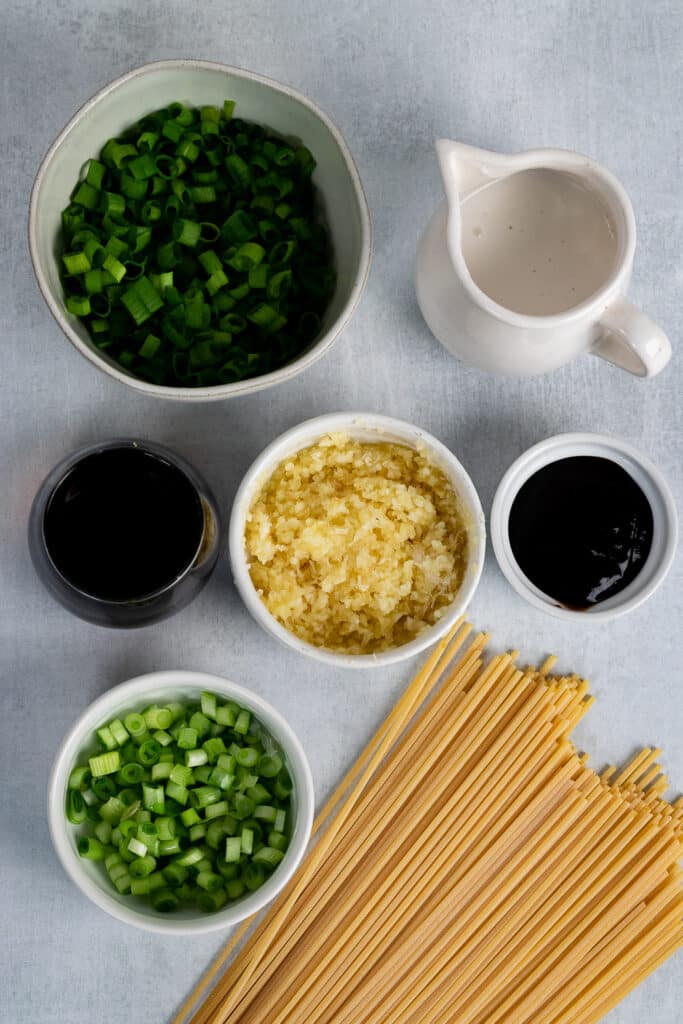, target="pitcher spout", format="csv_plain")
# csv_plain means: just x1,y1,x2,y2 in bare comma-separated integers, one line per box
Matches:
436,140,515,207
